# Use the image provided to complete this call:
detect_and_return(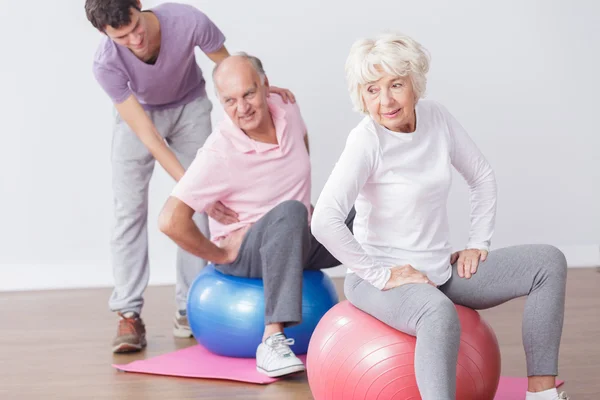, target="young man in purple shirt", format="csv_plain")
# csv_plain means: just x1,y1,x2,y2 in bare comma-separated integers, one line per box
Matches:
85,0,294,353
